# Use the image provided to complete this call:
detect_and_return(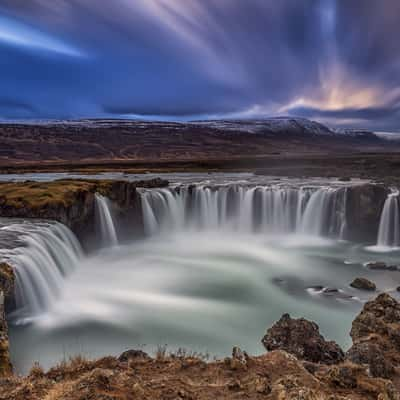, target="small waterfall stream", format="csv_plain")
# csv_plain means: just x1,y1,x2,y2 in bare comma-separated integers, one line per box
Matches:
95,193,118,247
377,190,400,248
